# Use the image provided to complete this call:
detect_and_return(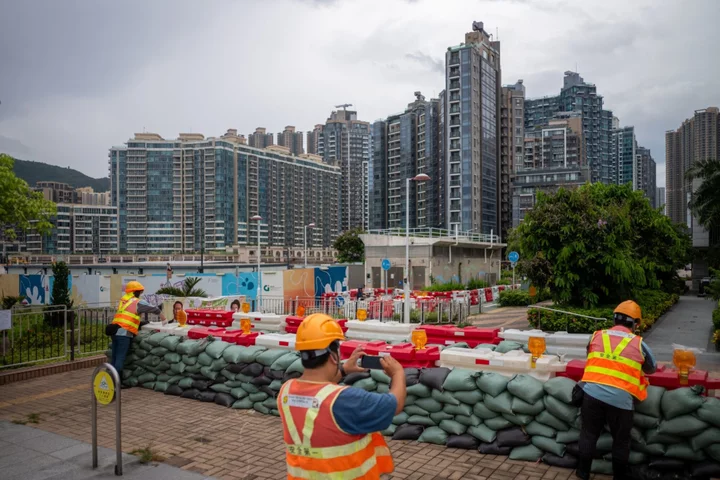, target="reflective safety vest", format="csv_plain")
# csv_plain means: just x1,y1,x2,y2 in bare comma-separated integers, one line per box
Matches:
581,325,648,401
111,293,141,335
278,379,394,480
